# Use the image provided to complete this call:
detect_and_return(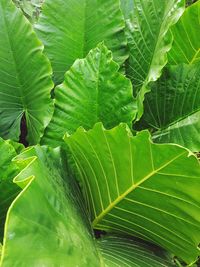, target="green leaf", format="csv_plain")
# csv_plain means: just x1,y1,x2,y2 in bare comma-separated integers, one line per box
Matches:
169,1,200,65
42,43,137,147
0,0,53,145
122,0,184,117
0,140,184,266
98,235,176,267
136,63,200,152
65,123,200,264
0,146,101,267
35,0,127,84
0,138,20,242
